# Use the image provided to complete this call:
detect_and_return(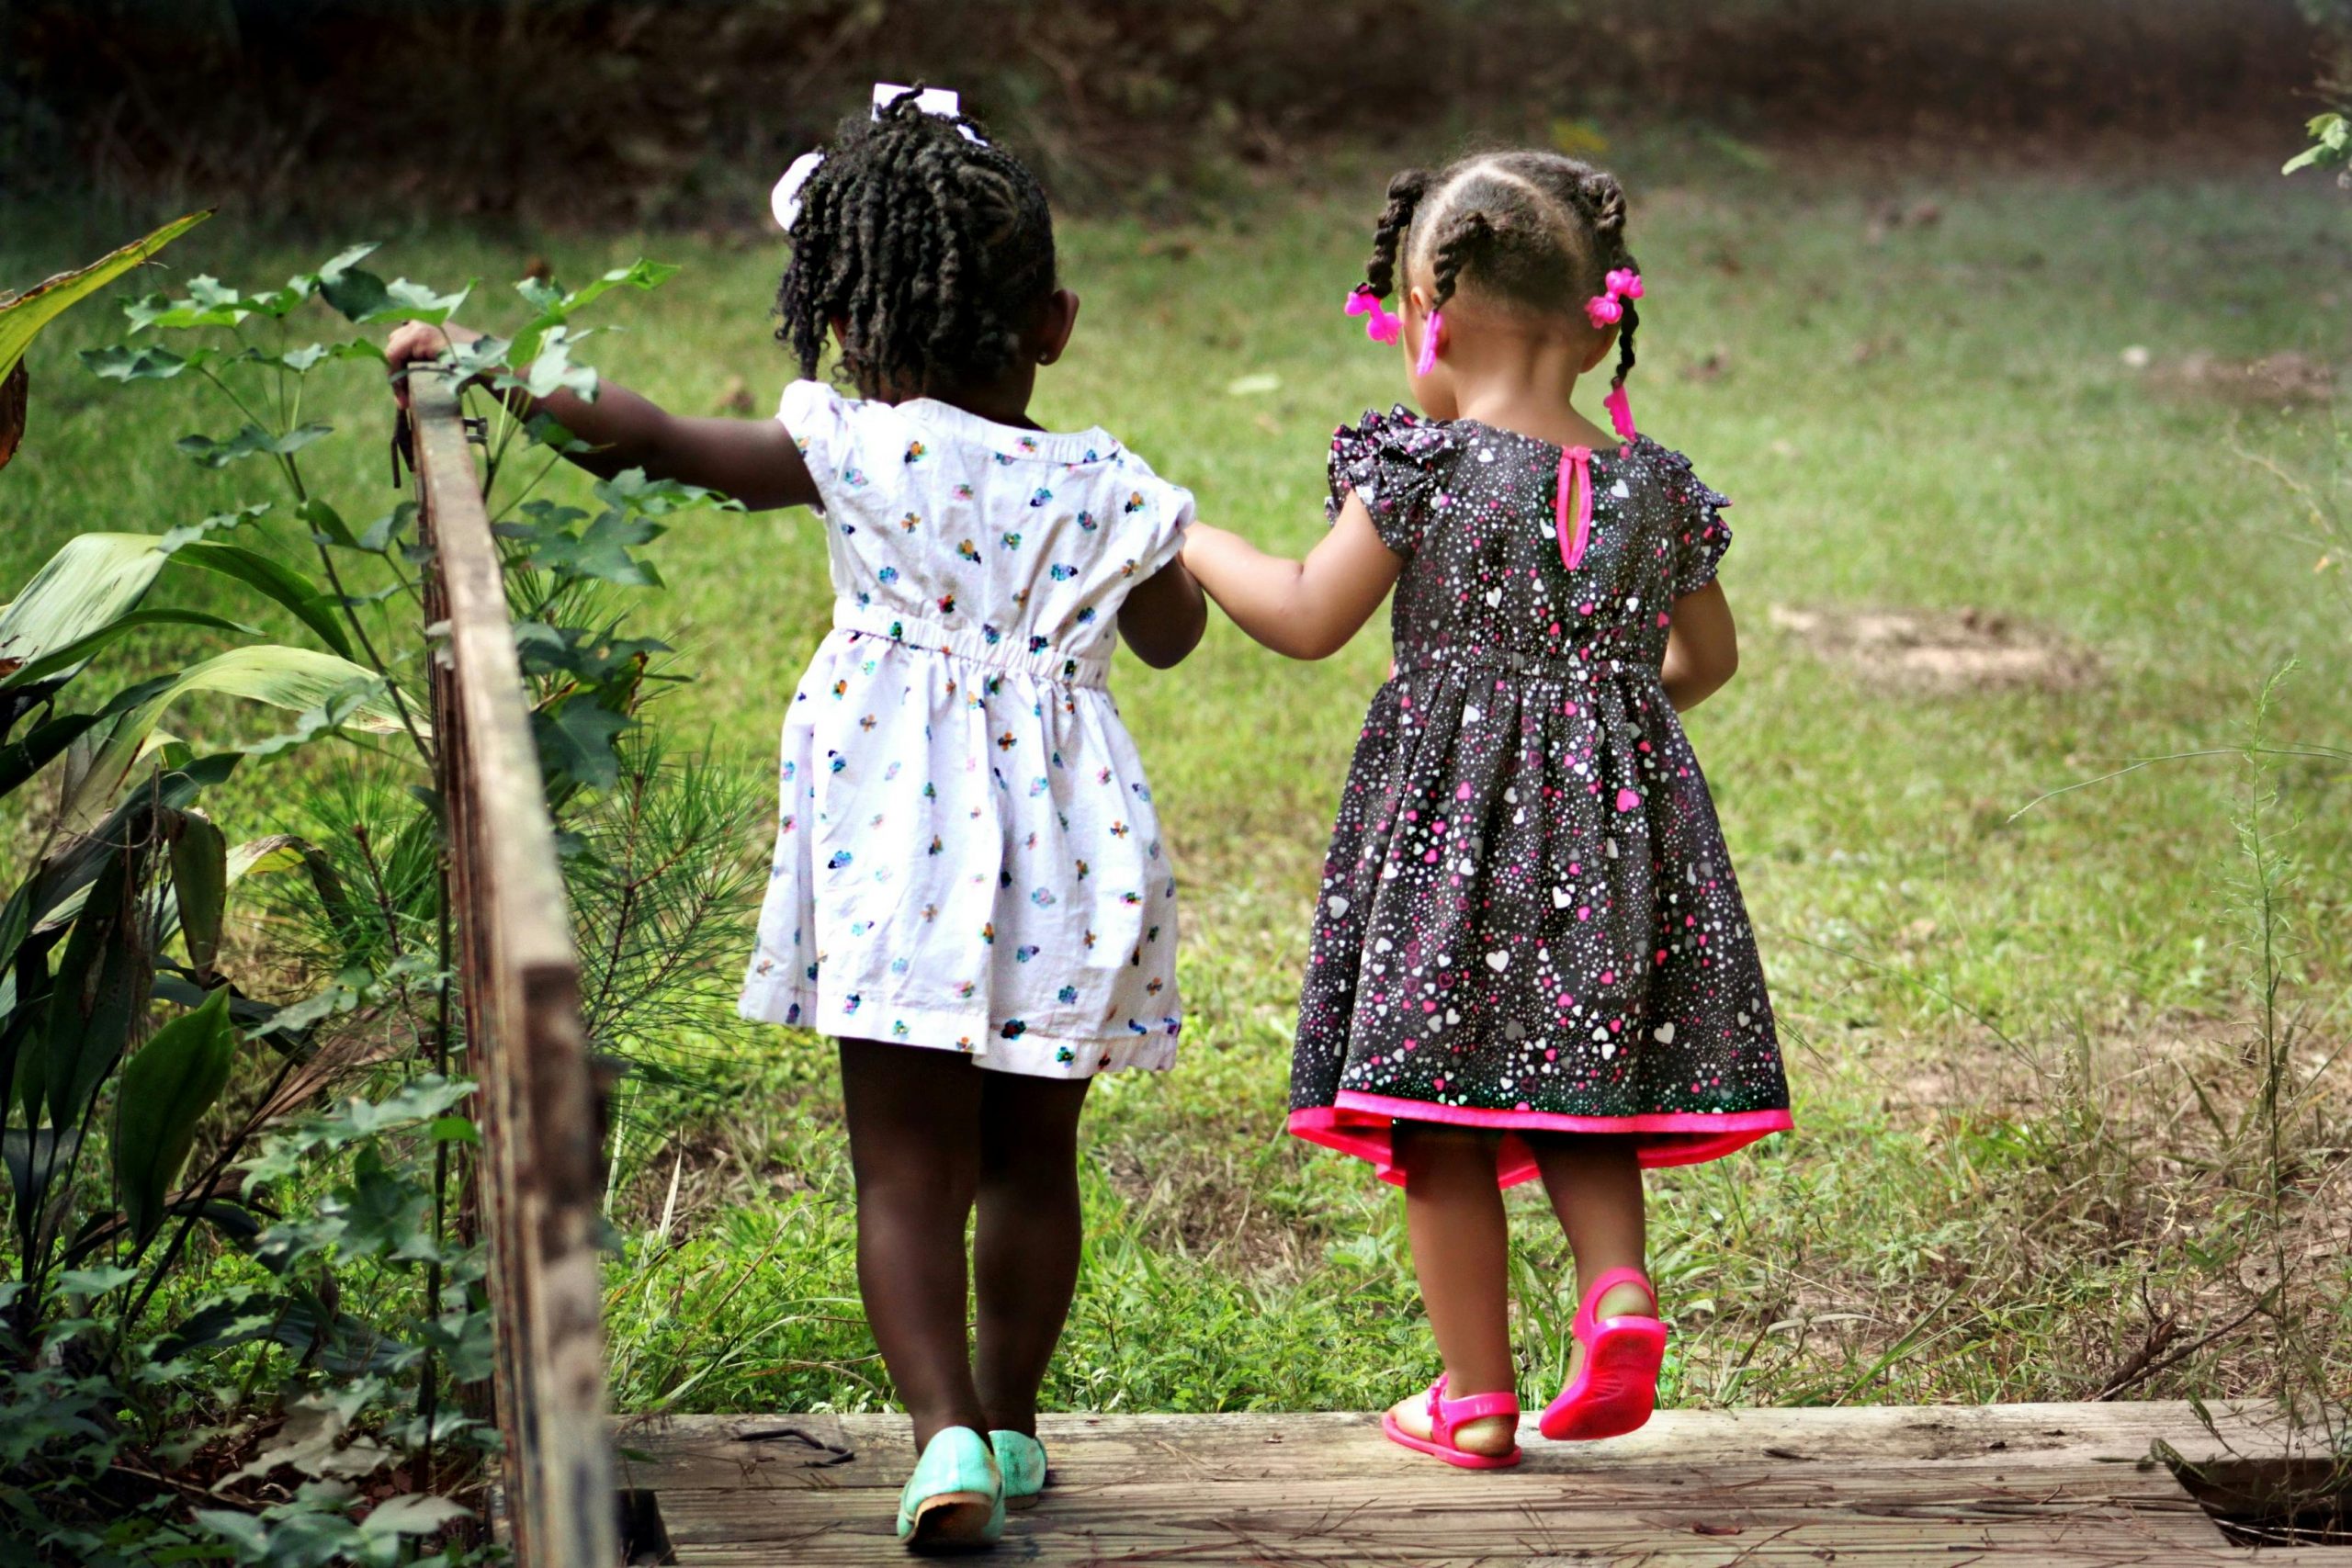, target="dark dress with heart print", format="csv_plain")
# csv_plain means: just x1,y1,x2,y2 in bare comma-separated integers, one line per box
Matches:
1287,408,1792,1189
